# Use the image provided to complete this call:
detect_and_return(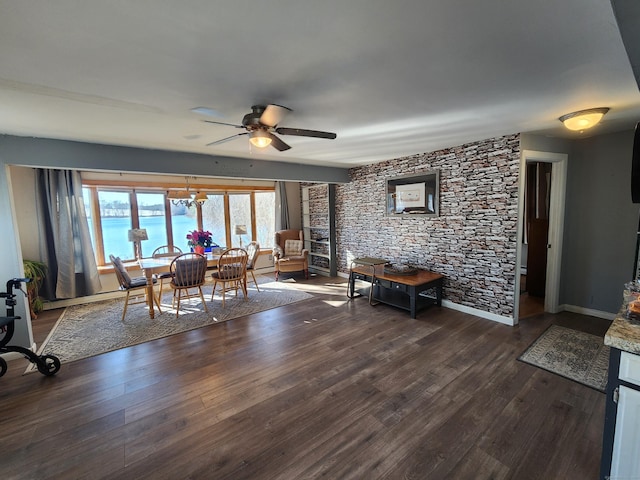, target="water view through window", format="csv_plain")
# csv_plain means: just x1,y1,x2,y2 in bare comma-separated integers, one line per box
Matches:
83,186,274,265
97,215,199,259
